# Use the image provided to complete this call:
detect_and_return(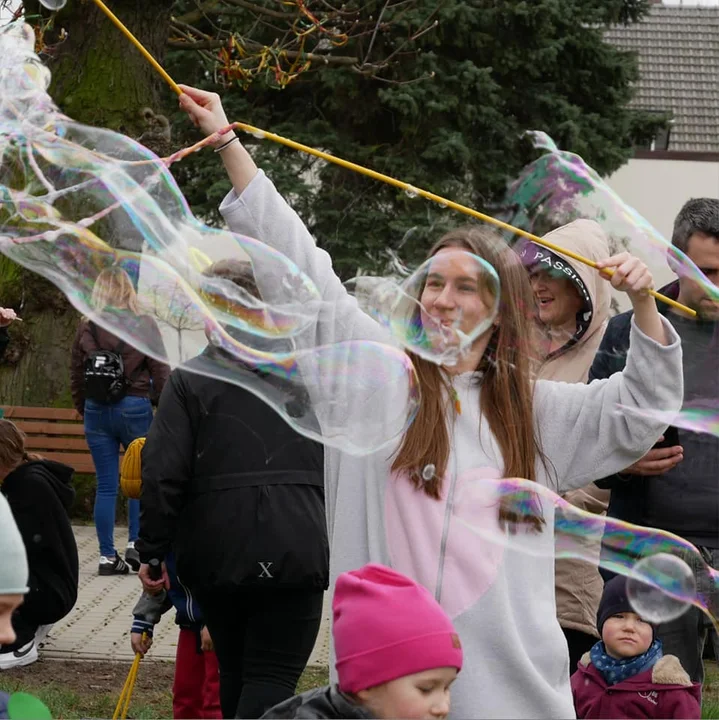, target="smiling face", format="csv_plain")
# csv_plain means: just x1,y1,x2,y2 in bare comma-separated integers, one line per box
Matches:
419,248,497,345
602,612,654,659
530,269,584,331
356,667,458,720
